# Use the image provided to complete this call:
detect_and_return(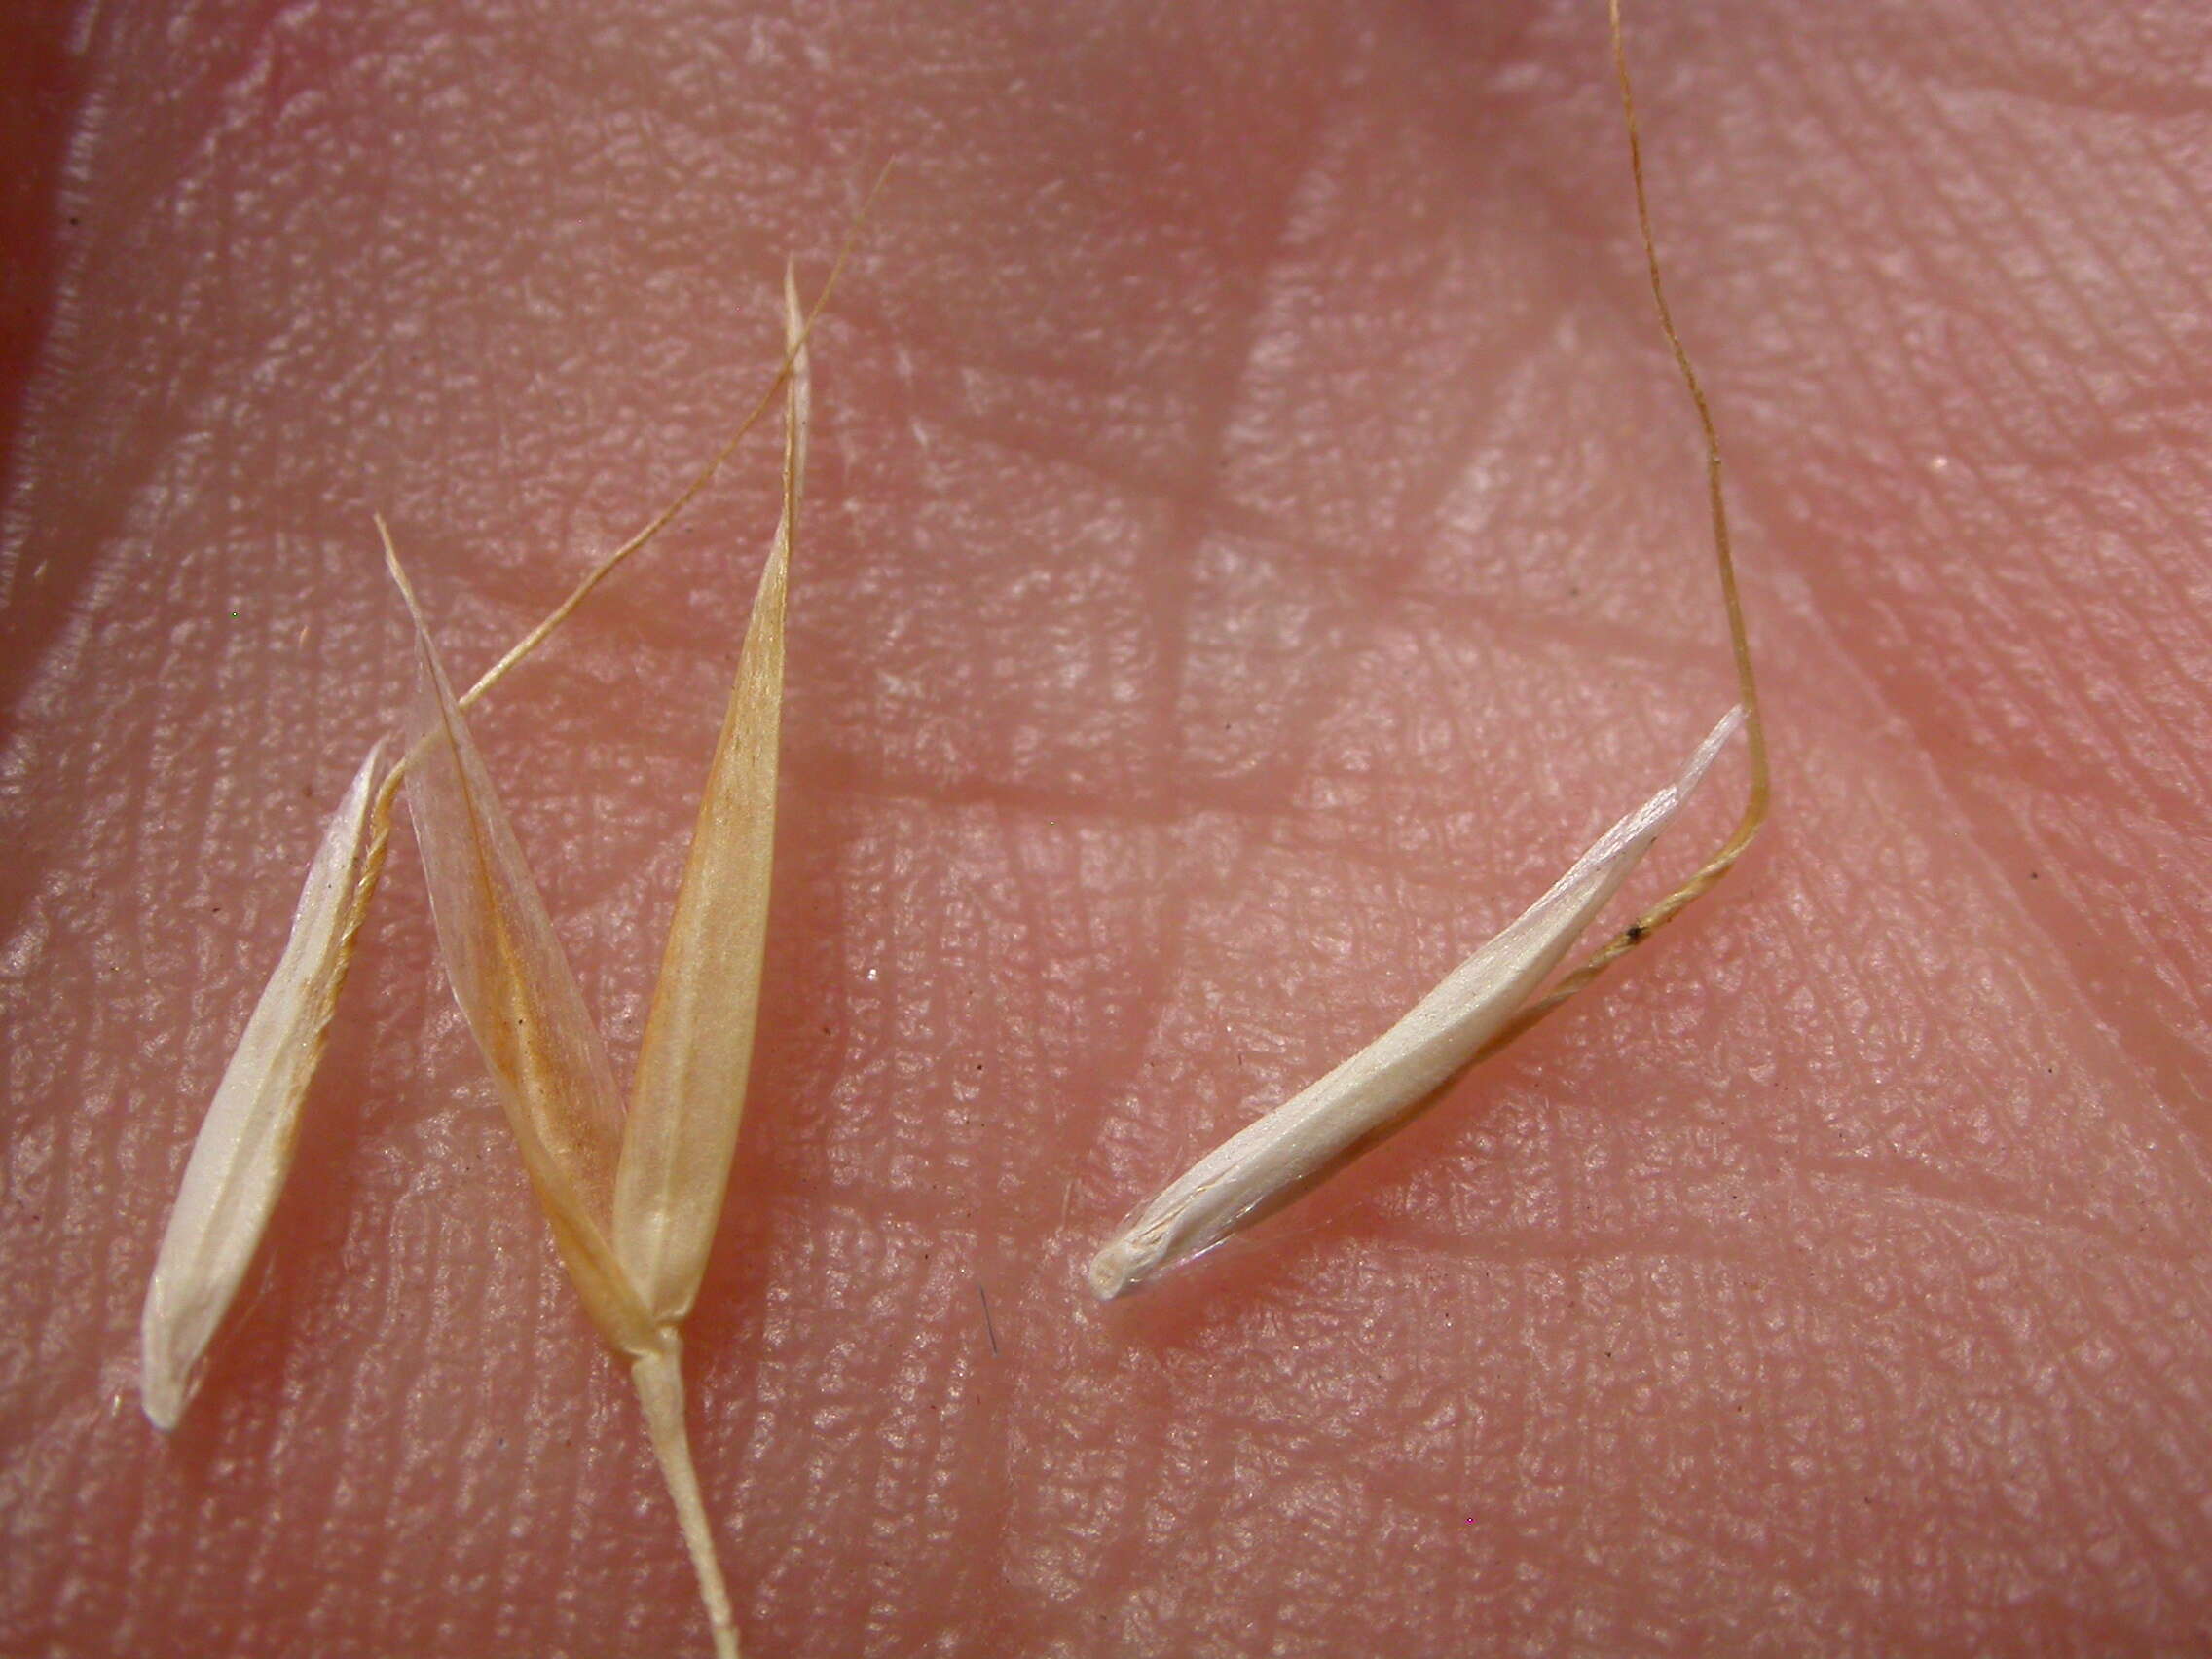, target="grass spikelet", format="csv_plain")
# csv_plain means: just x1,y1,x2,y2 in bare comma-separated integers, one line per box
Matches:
1087,0,1772,1298
140,184,879,1434
383,271,810,1659
138,740,387,1428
